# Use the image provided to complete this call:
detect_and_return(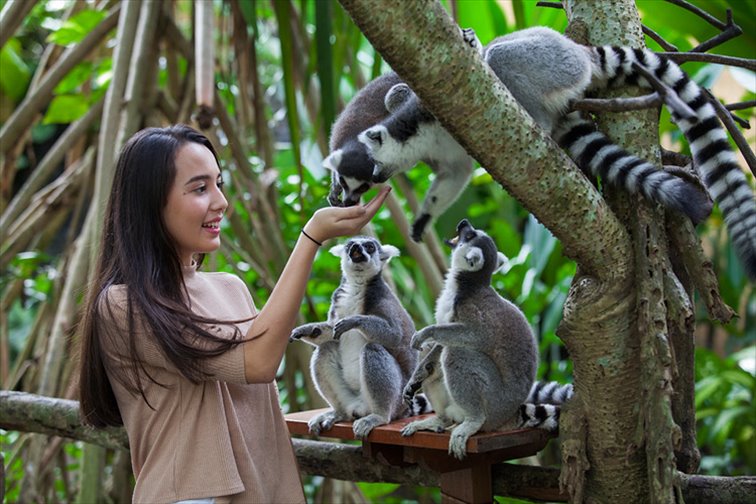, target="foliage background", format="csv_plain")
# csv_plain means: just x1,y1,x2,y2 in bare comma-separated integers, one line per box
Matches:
0,0,753,502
